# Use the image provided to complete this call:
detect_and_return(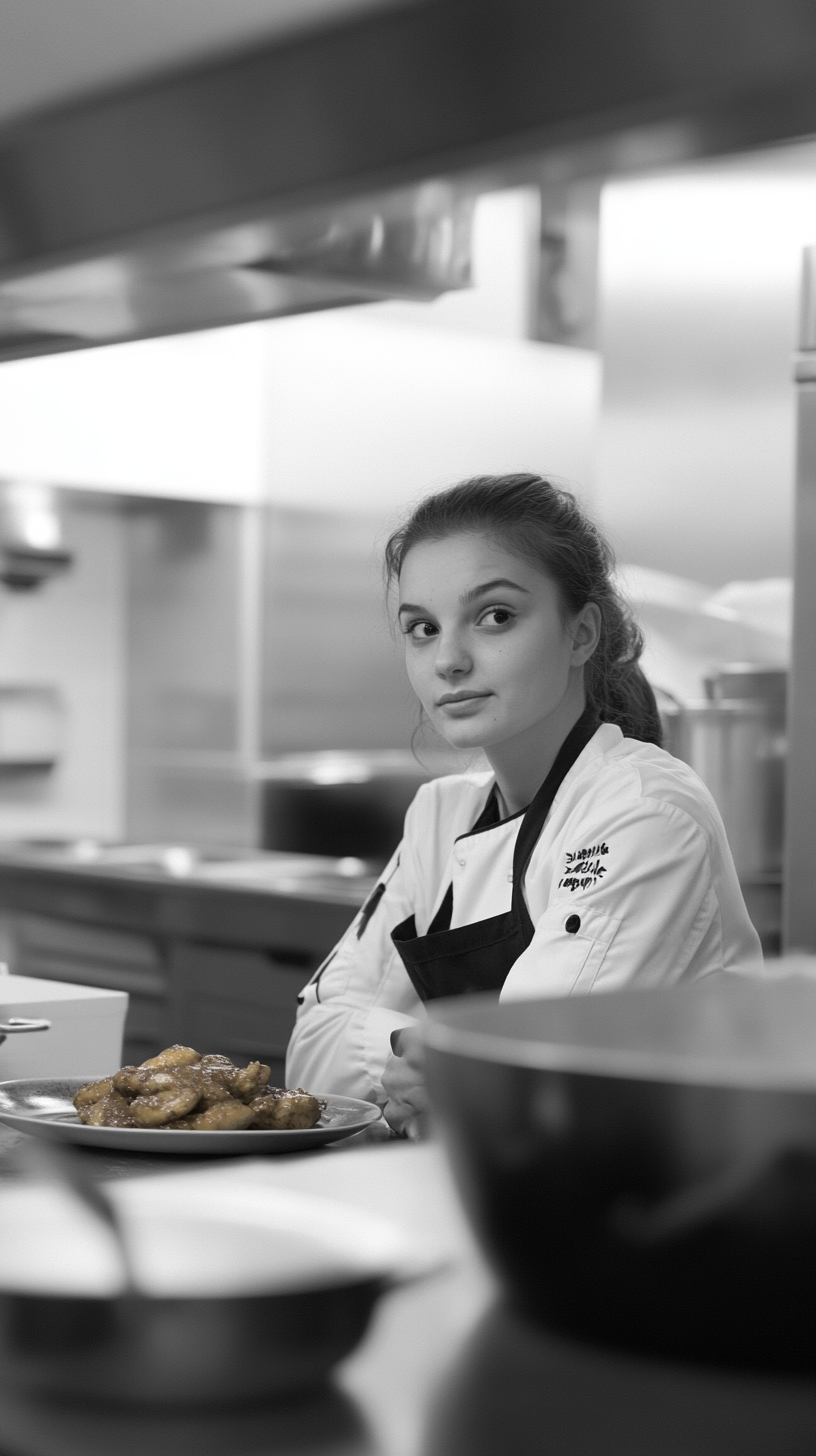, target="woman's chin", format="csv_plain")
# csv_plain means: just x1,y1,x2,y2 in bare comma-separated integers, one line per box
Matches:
433,719,492,752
